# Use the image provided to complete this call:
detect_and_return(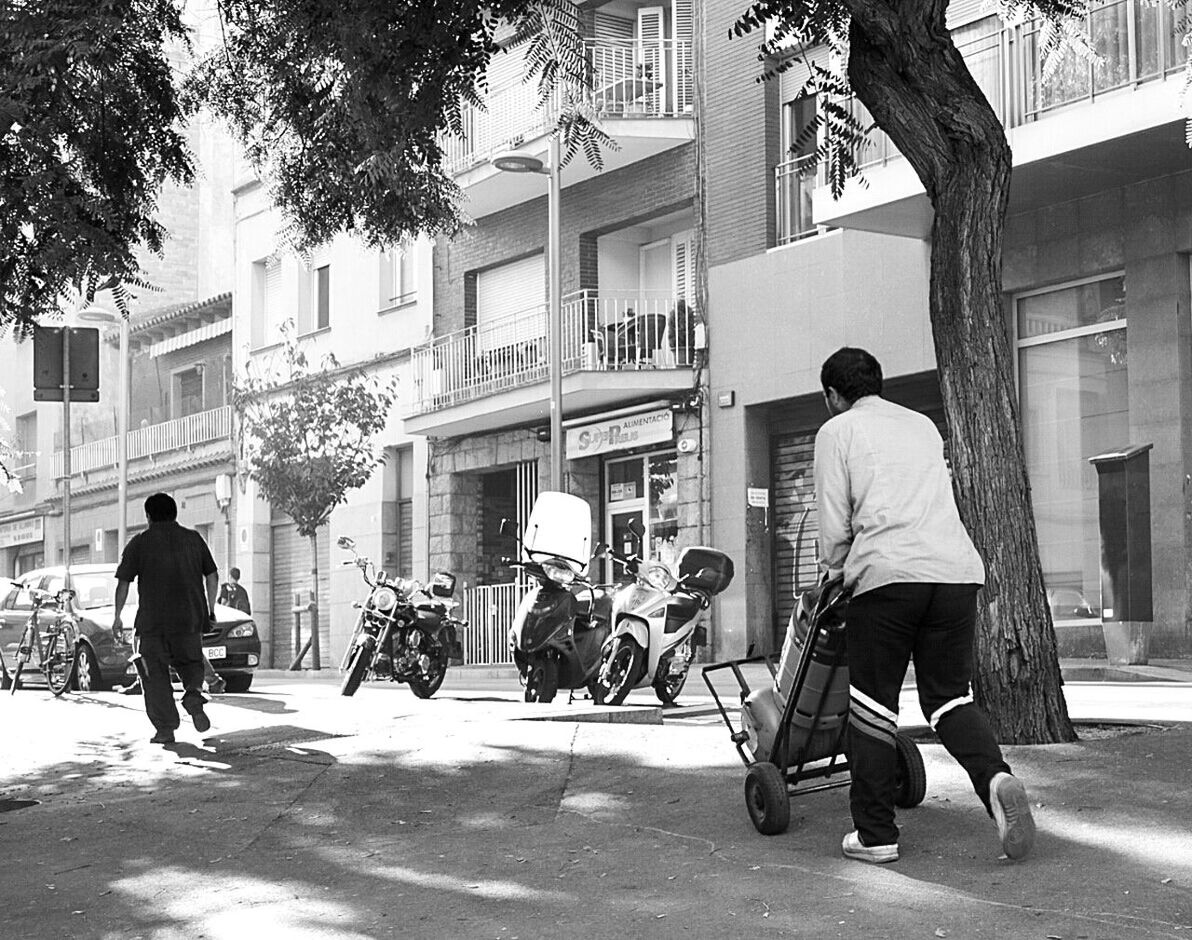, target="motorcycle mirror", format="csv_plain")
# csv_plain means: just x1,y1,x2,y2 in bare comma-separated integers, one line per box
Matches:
337,536,355,550
592,542,608,558
498,518,517,538
627,517,645,539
